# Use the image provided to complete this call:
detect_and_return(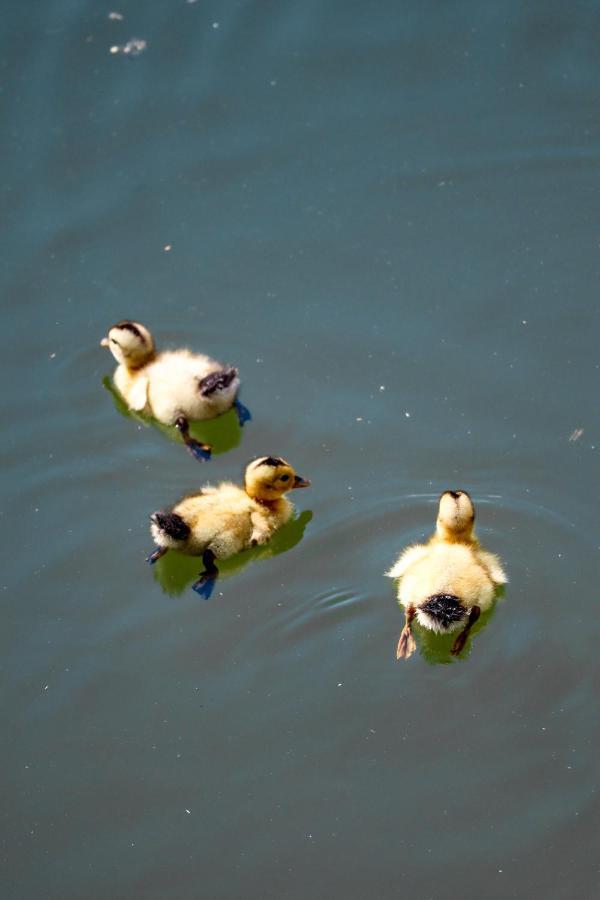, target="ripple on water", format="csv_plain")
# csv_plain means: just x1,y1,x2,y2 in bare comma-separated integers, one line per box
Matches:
184,481,594,886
